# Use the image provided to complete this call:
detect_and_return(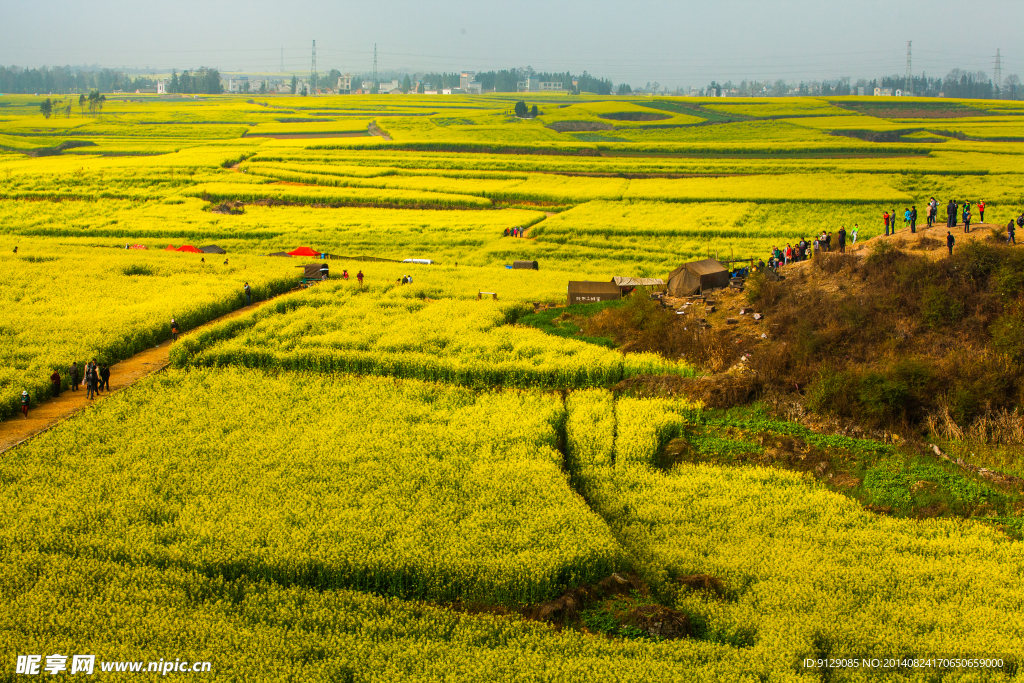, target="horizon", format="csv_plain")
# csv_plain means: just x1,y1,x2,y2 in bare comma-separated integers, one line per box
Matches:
2,0,1020,90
